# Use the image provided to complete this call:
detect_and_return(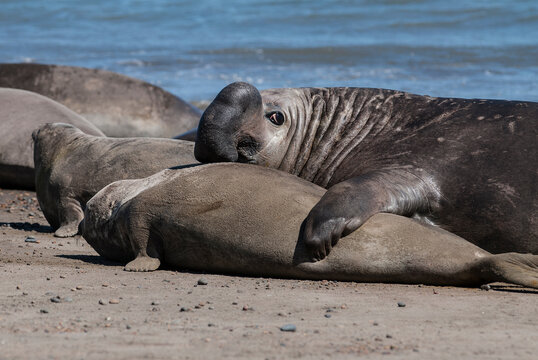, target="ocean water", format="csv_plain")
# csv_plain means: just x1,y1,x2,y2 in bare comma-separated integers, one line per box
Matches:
1,0,537,102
